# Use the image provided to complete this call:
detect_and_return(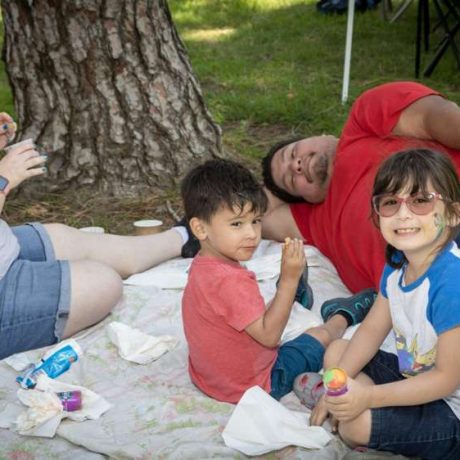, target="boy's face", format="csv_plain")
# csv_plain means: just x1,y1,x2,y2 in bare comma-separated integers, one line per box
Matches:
192,202,263,263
